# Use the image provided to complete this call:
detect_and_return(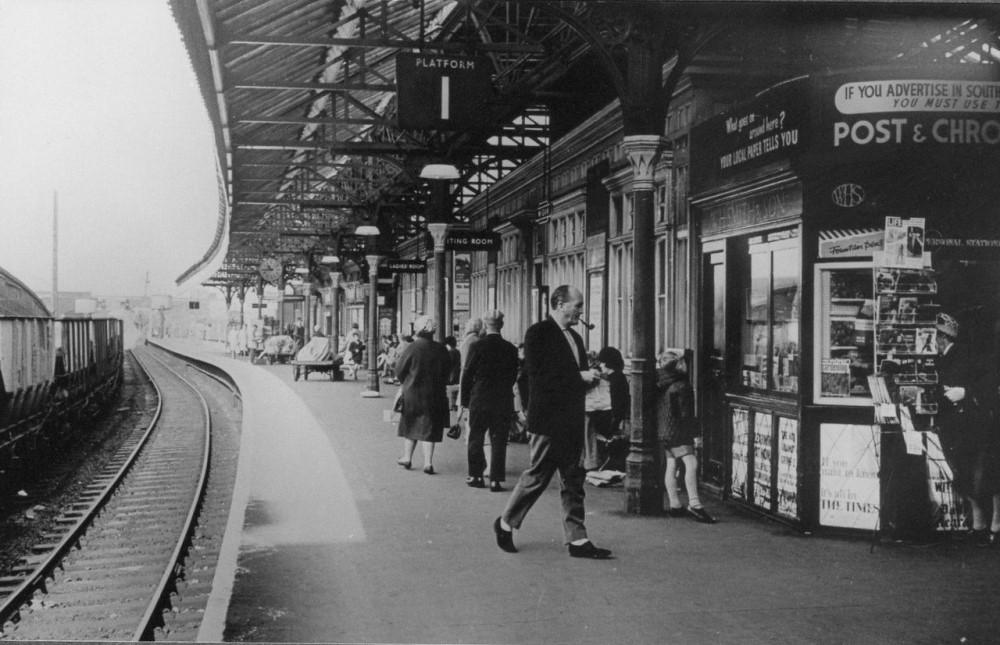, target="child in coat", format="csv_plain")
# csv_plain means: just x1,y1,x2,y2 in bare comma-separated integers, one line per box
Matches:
657,350,715,523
